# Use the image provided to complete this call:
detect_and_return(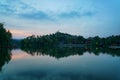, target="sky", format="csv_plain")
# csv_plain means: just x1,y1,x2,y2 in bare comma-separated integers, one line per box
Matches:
0,0,120,39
